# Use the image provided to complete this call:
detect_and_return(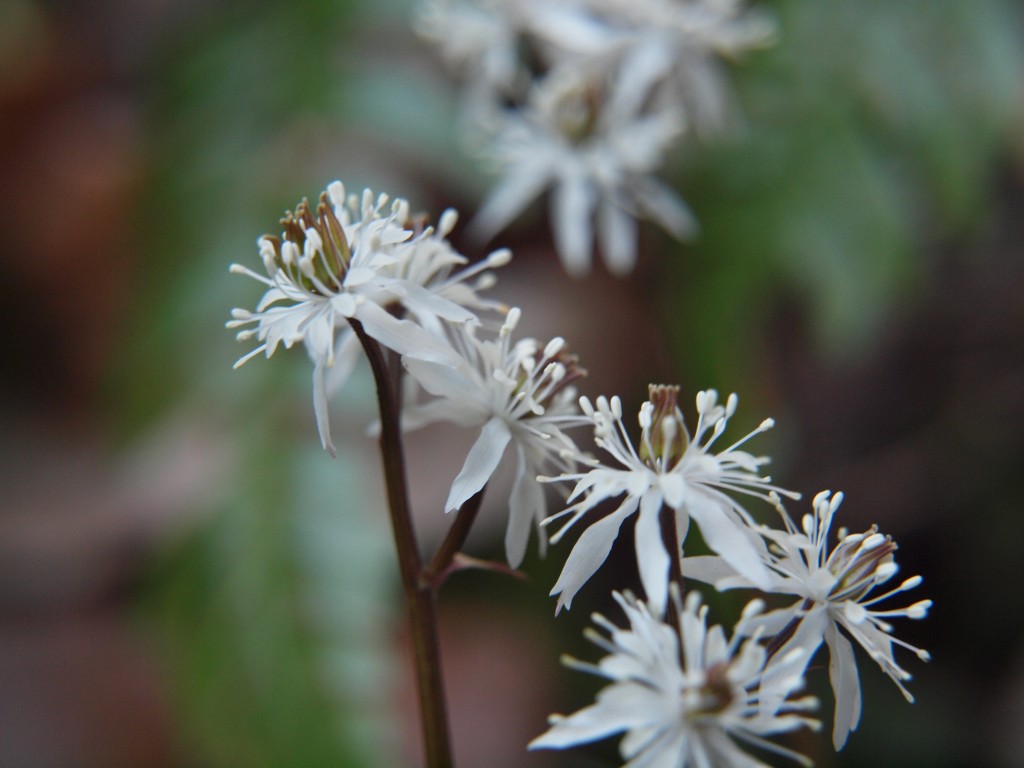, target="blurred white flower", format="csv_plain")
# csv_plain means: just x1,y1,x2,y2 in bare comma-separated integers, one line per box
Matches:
420,0,773,276
402,308,586,567
683,490,933,750
416,0,526,106
544,385,797,614
530,590,818,767
471,73,694,277
587,0,776,135
228,182,505,455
